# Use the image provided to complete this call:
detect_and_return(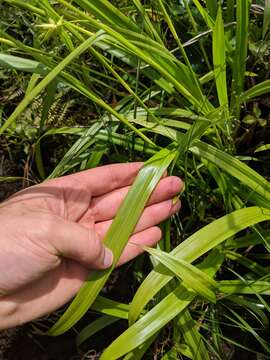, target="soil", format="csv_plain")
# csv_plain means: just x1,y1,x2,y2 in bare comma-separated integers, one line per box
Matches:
0,327,75,360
